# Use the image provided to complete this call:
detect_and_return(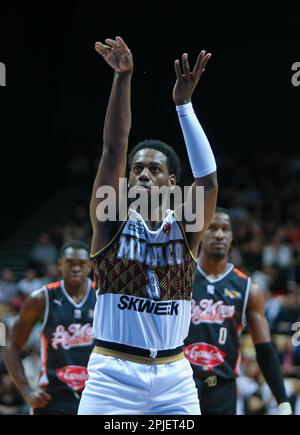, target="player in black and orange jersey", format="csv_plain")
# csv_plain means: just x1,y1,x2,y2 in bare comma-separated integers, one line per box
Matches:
4,240,96,415
184,208,292,415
